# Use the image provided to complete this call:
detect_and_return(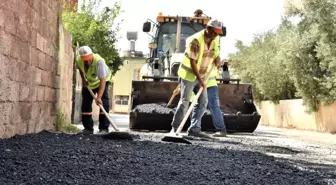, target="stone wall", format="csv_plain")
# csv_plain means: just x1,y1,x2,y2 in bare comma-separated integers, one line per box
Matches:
0,0,74,138
57,21,74,122
257,99,336,133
